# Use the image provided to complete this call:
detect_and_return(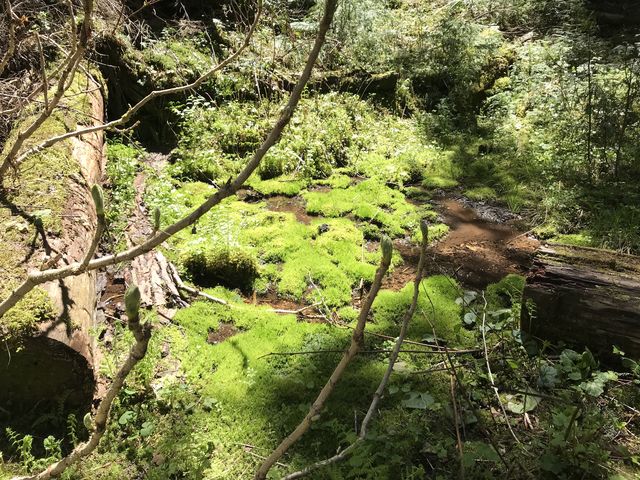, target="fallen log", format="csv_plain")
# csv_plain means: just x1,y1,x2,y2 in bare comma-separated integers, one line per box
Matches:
521,243,640,361
0,72,104,430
